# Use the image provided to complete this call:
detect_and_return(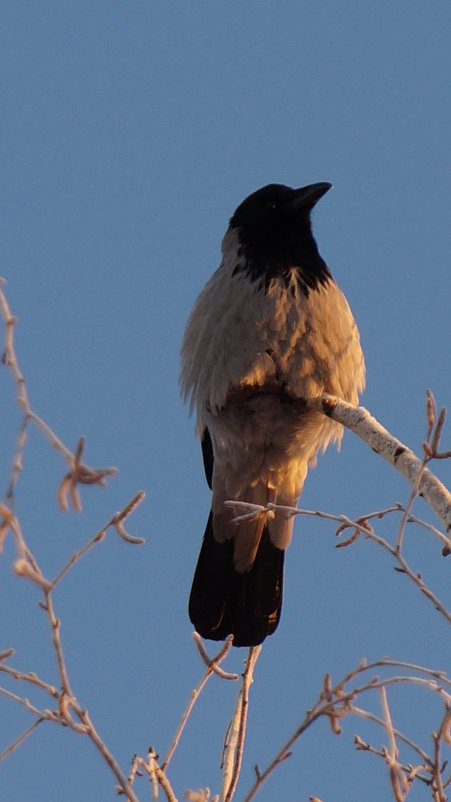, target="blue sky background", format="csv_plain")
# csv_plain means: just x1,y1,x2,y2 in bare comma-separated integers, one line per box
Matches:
0,2,449,800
